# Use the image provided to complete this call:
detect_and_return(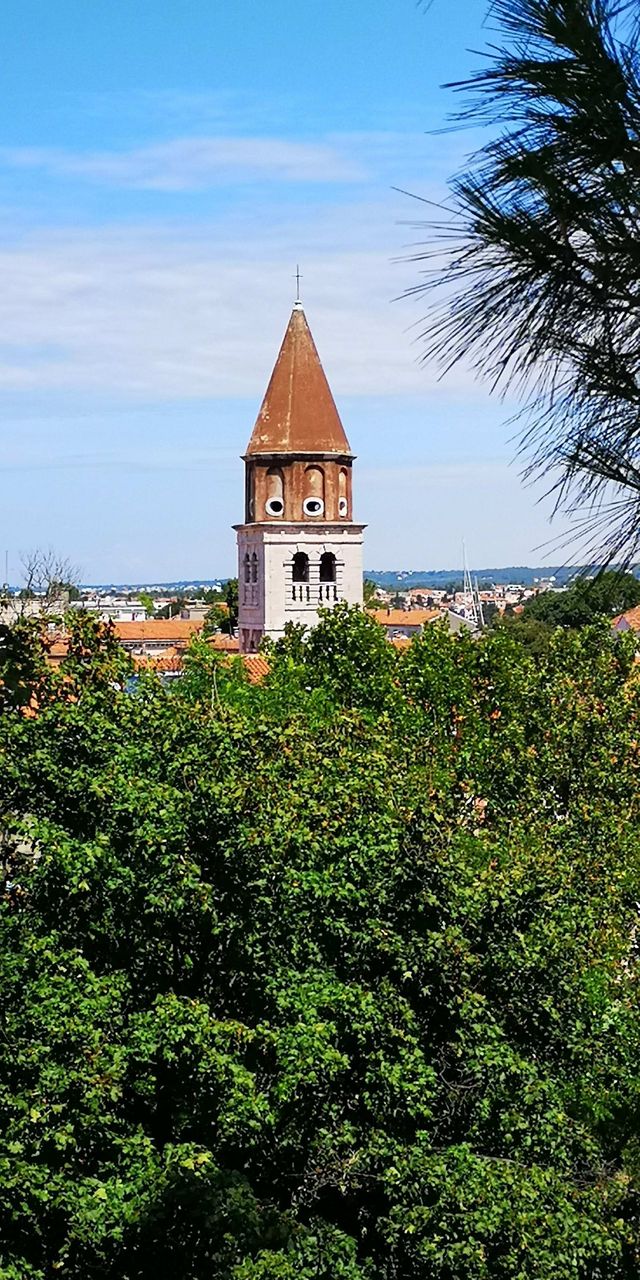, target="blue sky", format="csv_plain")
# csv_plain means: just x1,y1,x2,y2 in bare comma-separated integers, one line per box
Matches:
0,0,572,582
